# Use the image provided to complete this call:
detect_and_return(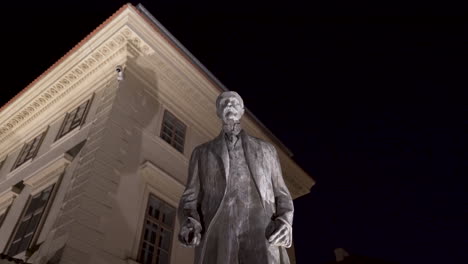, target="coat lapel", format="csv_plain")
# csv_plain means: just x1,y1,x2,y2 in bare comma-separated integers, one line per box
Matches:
212,131,230,179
